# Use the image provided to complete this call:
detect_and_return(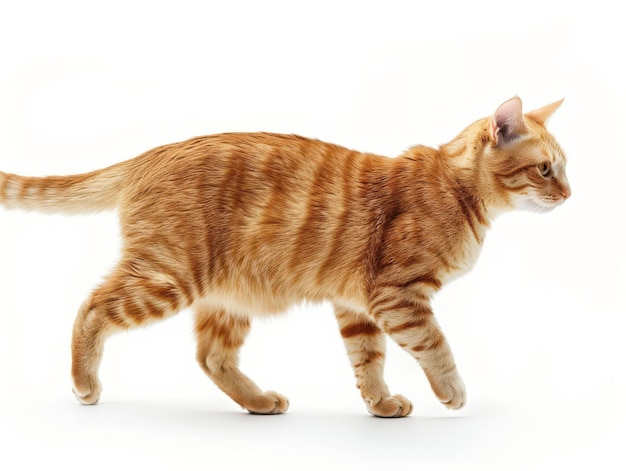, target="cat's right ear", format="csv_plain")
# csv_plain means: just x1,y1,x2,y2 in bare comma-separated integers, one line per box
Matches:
489,97,526,146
